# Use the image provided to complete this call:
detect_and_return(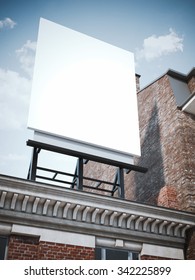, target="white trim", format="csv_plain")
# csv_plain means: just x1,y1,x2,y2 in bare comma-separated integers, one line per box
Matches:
182,94,195,115
11,224,95,248
96,237,142,251
141,243,184,260
0,223,12,235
